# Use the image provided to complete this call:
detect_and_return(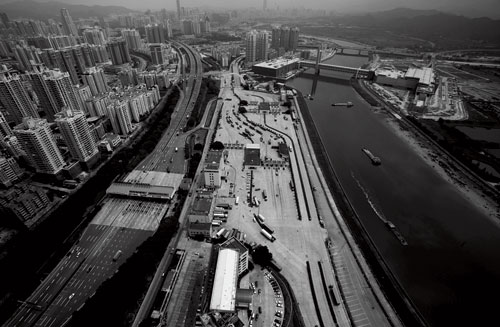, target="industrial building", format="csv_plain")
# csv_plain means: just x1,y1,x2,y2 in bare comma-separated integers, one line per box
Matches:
252,57,300,78
375,66,436,95
221,237,249,275
209,248,239,313
107,170,184,201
